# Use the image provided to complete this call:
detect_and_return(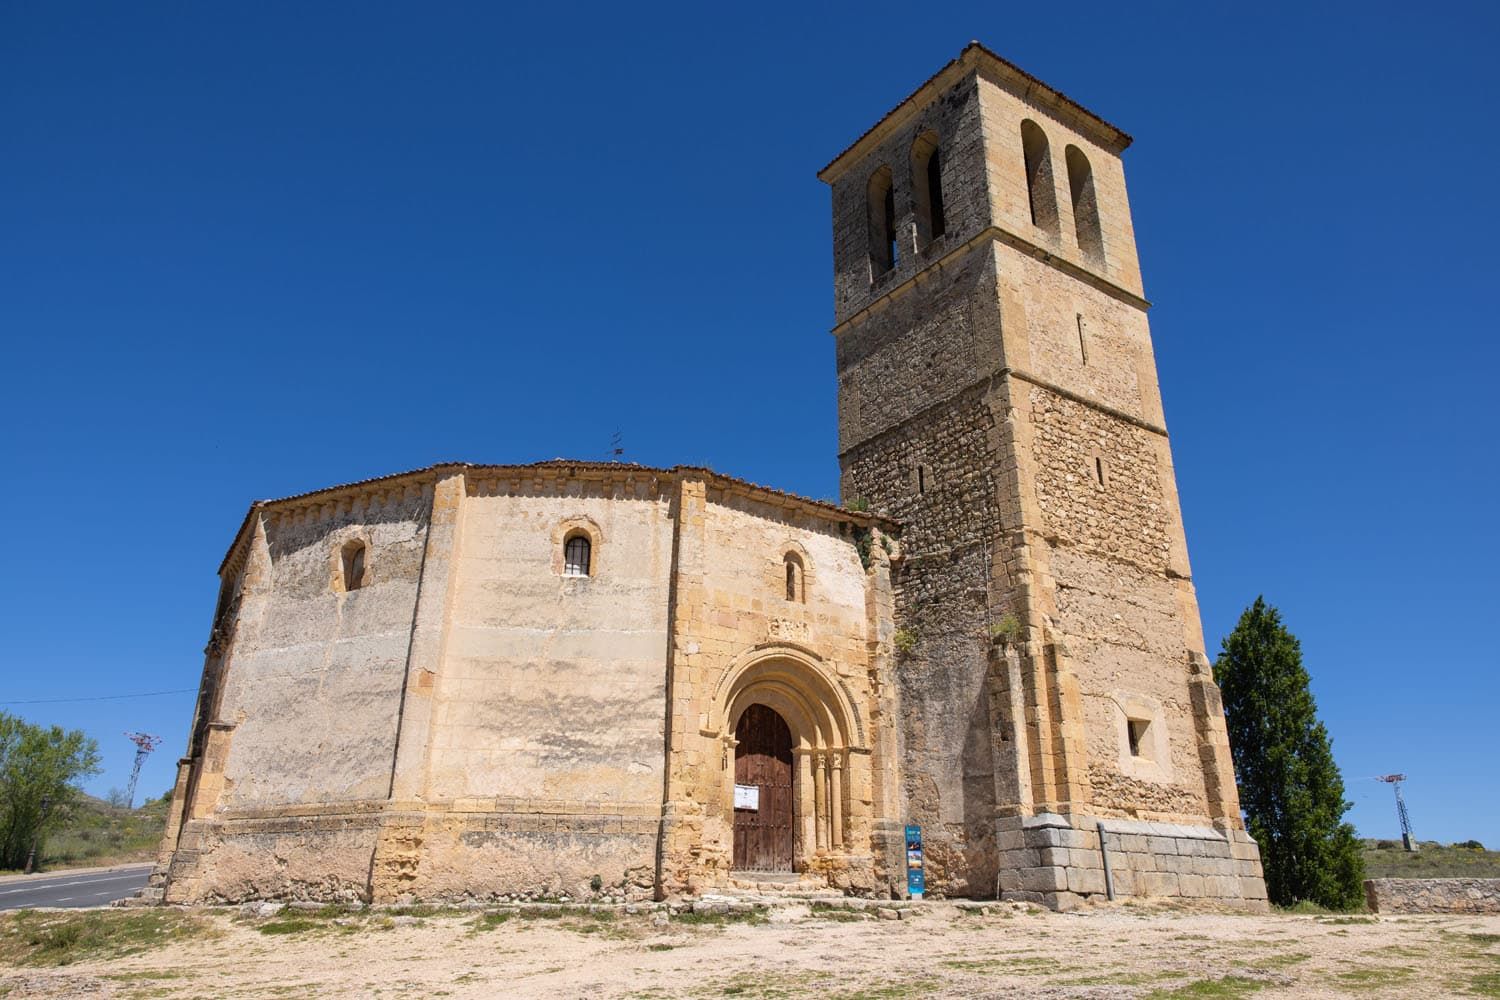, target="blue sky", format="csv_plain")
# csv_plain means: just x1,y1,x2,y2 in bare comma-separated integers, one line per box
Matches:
2,2,1495,846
